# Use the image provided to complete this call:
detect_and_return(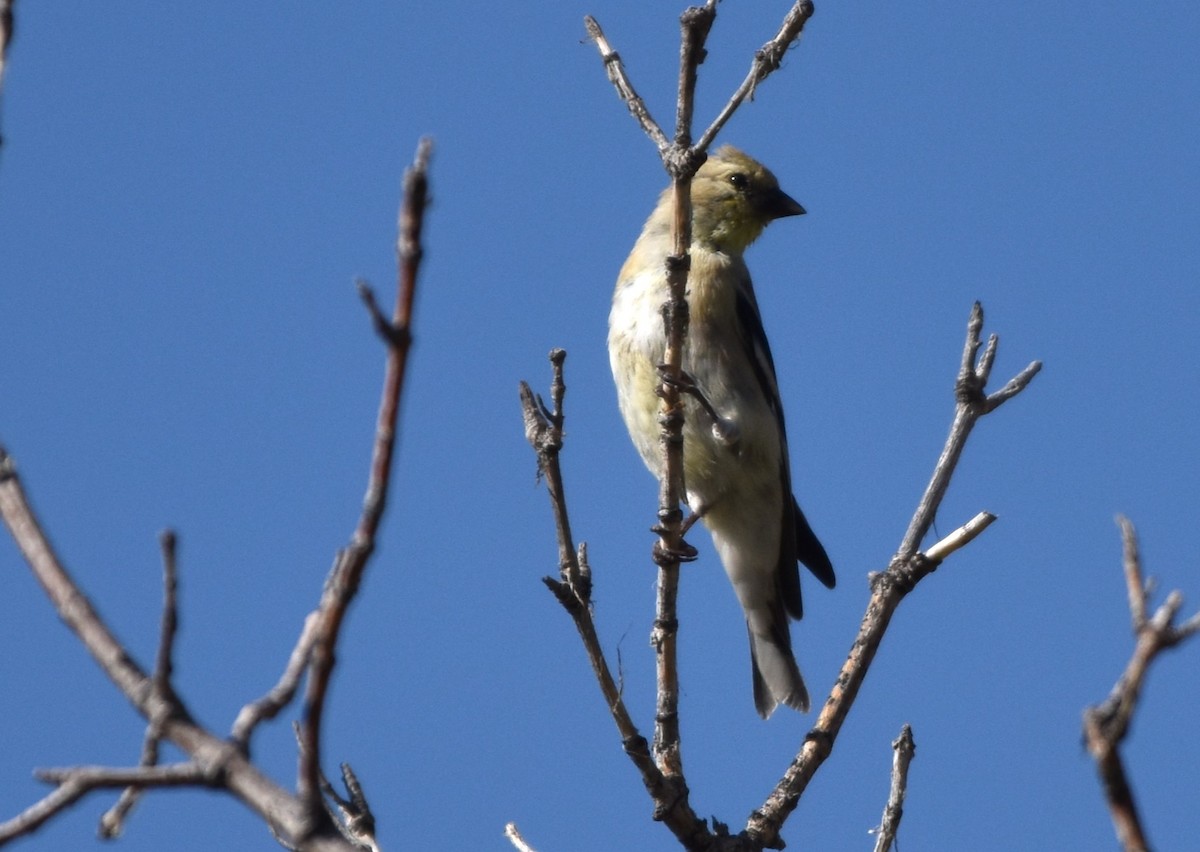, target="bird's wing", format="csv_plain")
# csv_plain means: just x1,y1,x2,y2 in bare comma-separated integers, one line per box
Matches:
733,272,835,619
